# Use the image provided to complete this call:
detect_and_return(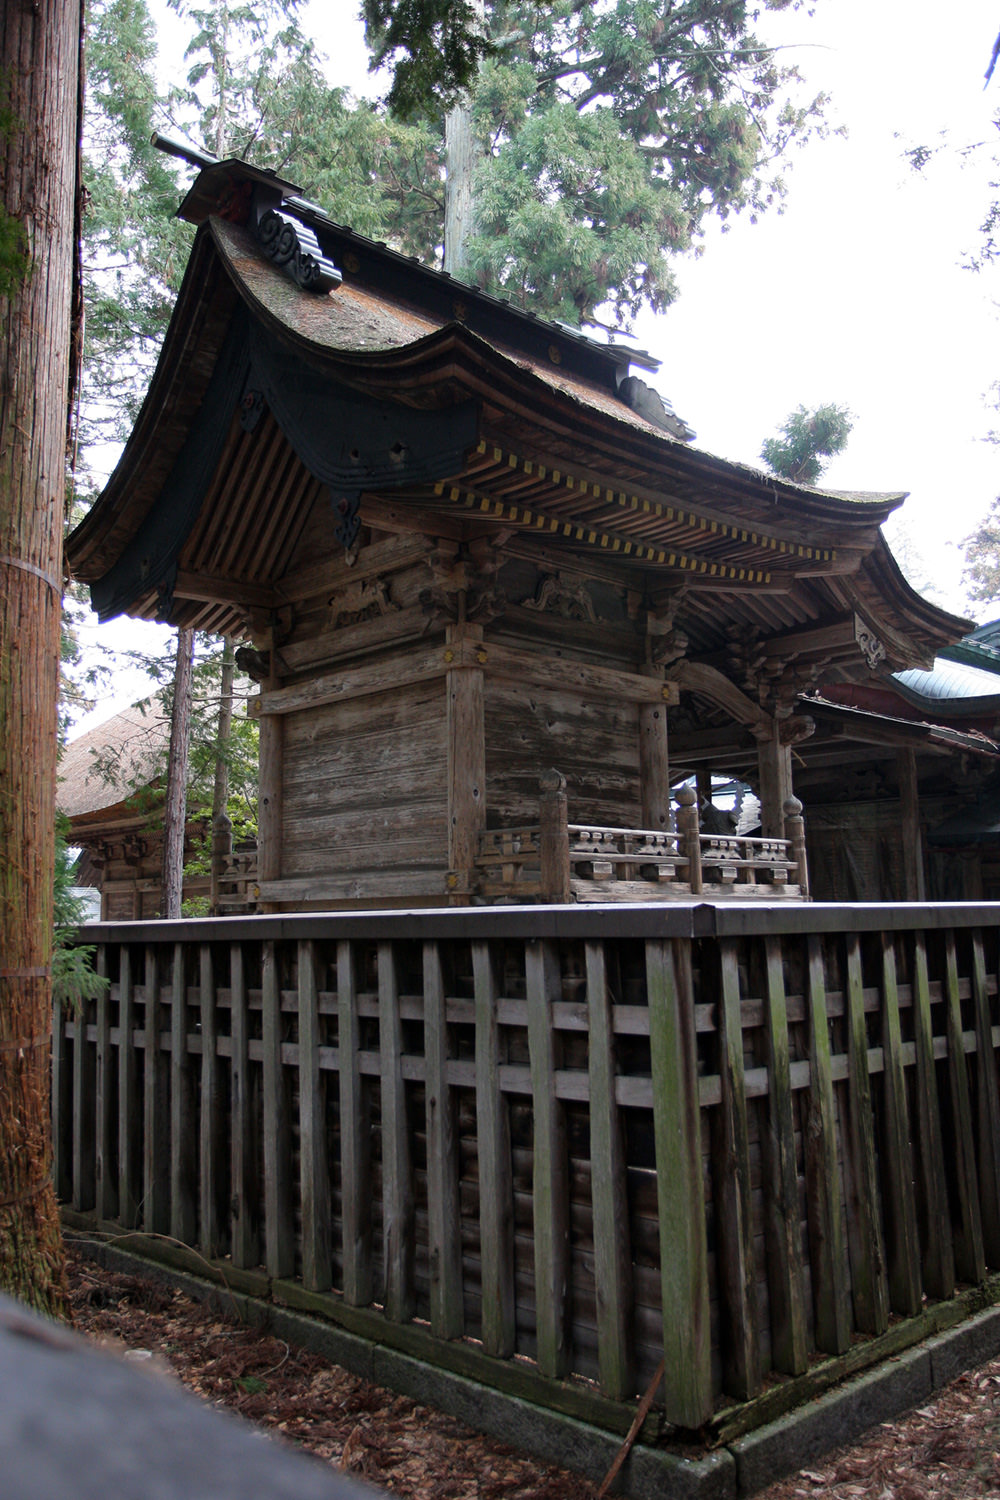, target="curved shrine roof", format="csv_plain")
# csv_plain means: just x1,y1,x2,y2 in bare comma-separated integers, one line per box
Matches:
66,166,970,680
